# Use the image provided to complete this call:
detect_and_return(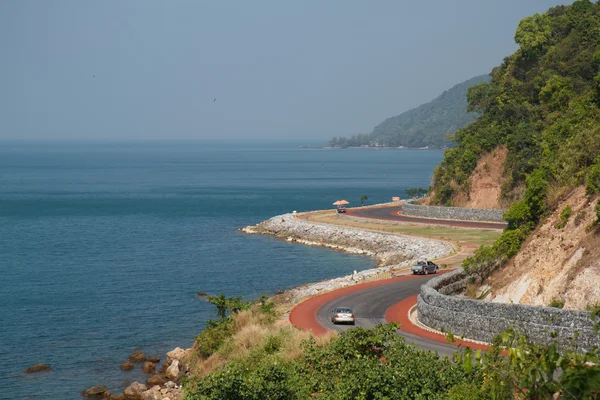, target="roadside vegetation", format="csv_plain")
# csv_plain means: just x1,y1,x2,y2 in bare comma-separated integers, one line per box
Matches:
184,295,600,399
